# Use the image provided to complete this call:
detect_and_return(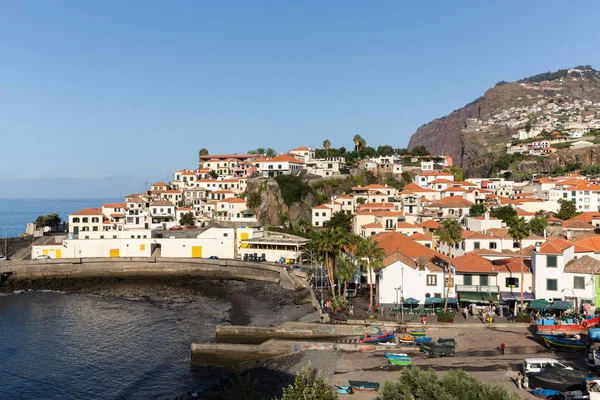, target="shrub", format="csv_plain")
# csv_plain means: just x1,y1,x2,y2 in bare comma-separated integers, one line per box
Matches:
281,364,338,400
437,310,455,323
